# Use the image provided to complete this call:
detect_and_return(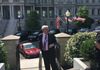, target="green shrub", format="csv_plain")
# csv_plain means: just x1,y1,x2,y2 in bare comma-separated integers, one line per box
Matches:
64,32,96,66
0,41,8,70
80,39,96,60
